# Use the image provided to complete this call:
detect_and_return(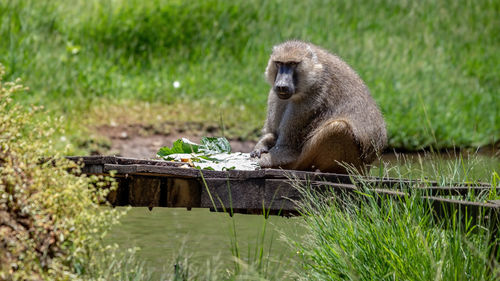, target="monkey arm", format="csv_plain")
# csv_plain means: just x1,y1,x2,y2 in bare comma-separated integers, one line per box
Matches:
255,101,308,168
250,133,276,158
251,97,283,159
